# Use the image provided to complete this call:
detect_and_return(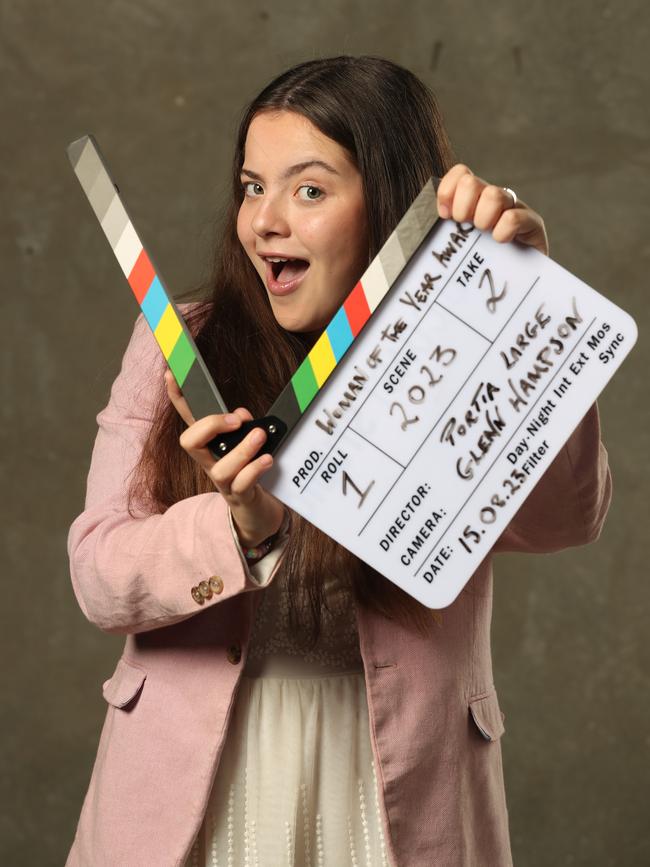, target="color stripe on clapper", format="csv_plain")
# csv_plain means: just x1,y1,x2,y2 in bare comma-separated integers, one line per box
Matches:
66,134,228,421
268,179,440,433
